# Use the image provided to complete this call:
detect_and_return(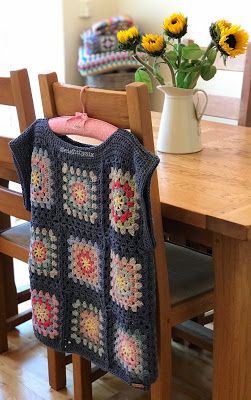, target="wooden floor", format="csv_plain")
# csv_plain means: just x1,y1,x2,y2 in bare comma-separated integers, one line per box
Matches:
0,320,212,400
